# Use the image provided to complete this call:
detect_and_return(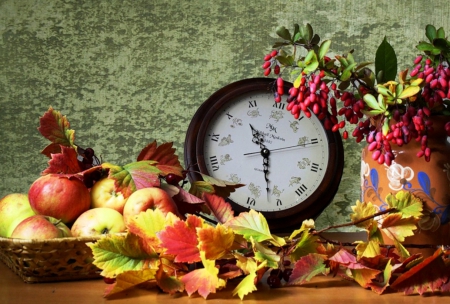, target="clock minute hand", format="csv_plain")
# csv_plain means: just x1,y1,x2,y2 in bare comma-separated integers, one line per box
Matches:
243,141,317,156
